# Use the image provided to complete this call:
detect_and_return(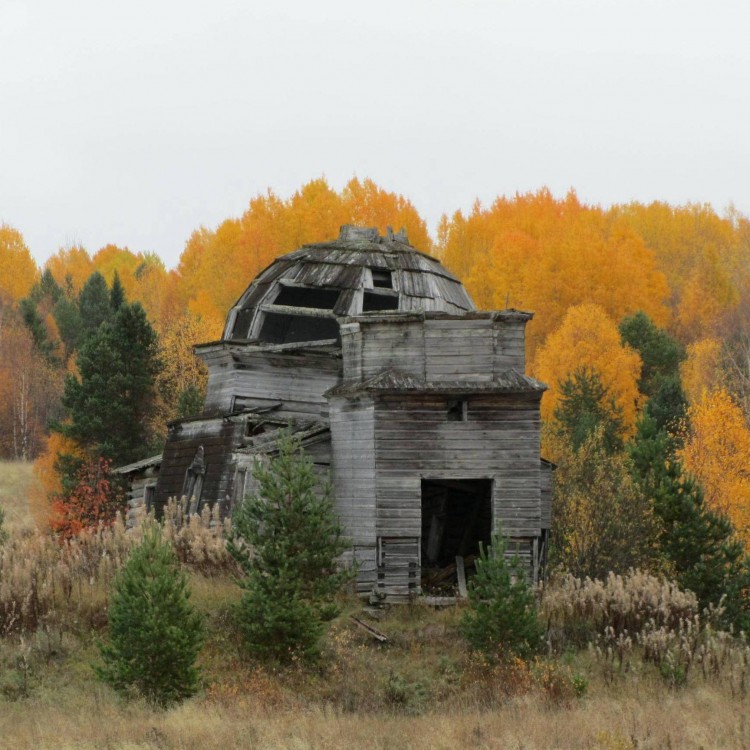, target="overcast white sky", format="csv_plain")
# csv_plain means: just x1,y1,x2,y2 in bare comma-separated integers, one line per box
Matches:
2,0,749,268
